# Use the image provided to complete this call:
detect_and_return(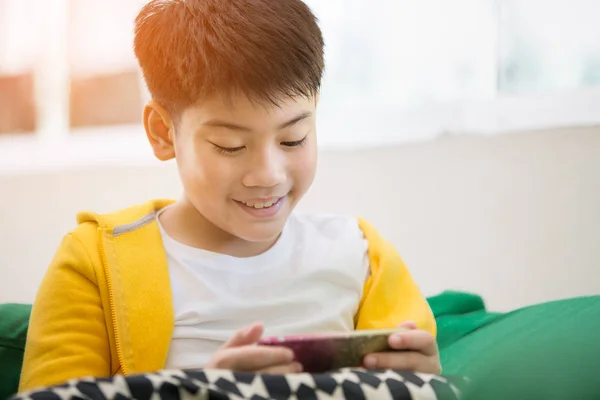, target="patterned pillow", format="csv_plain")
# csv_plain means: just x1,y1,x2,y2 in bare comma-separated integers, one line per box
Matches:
12,368,466,400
